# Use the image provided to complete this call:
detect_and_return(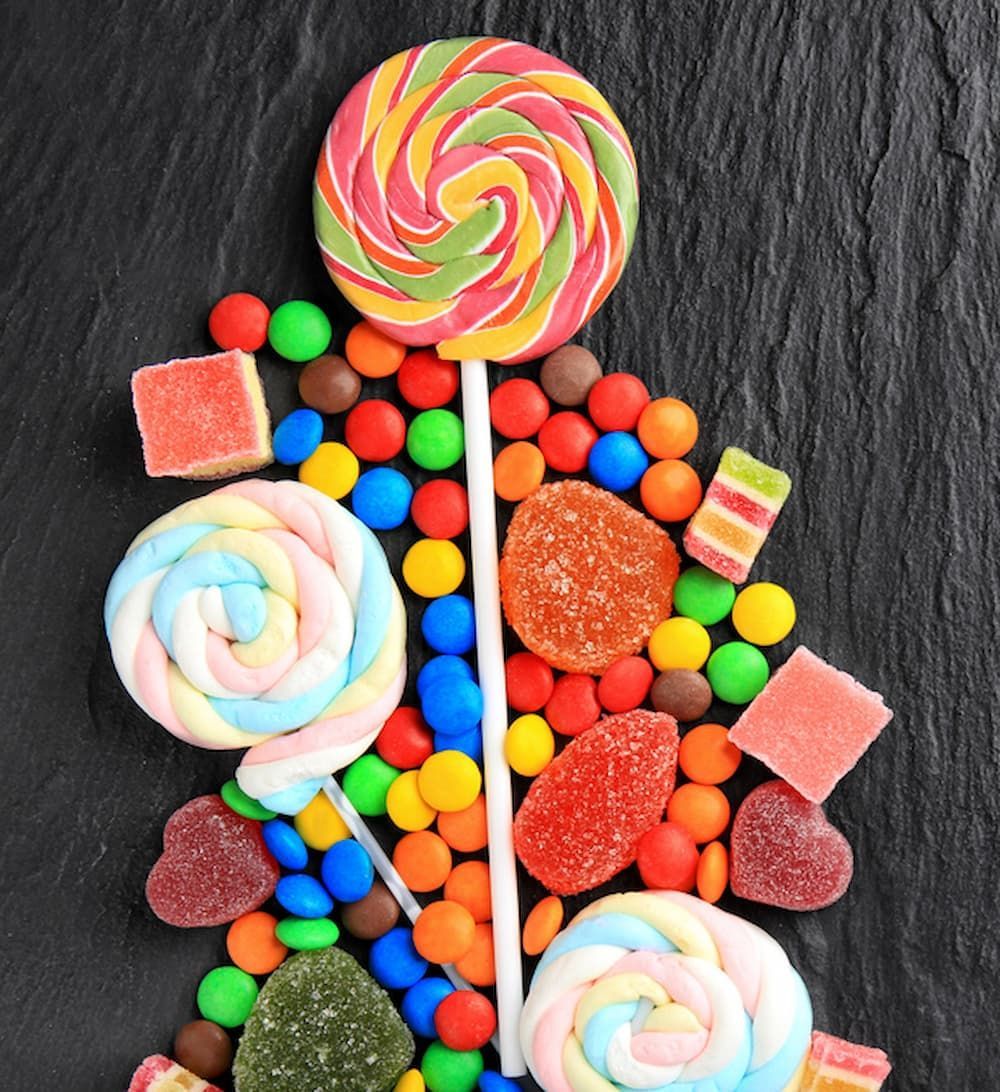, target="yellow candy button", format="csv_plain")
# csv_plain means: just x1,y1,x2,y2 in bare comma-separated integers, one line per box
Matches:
402,539,466,598
504,714,555,777
293,789,350,851
418,751,482,812
299,441,359,500
394,1071,425,1092
386,770,438,832
731,582,796,646
648,616,711,671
